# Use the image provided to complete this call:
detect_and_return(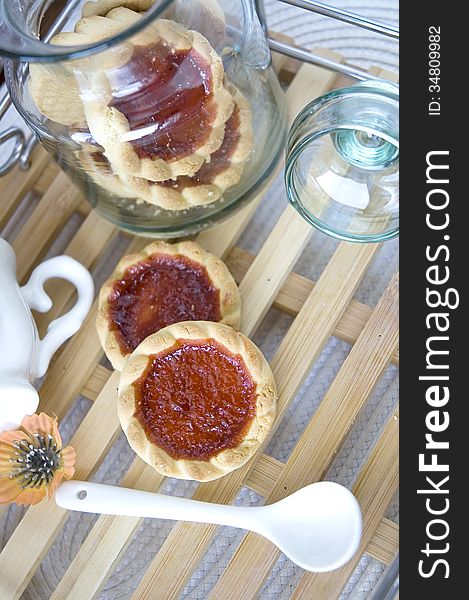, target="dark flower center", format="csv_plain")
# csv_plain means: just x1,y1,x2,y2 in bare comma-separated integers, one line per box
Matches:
10,434,61,489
